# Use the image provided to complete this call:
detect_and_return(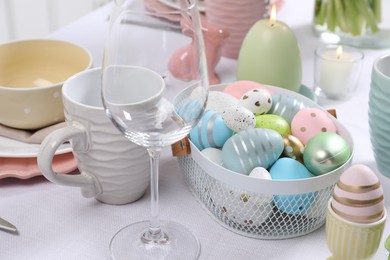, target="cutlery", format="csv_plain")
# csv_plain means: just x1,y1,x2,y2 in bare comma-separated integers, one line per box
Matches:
0,217,17,233
121,18,182,33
